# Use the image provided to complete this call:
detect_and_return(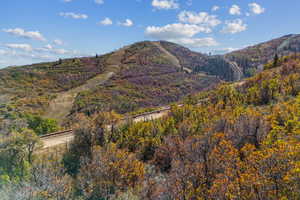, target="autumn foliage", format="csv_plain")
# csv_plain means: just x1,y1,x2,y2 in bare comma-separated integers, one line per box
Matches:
0,54,300,199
